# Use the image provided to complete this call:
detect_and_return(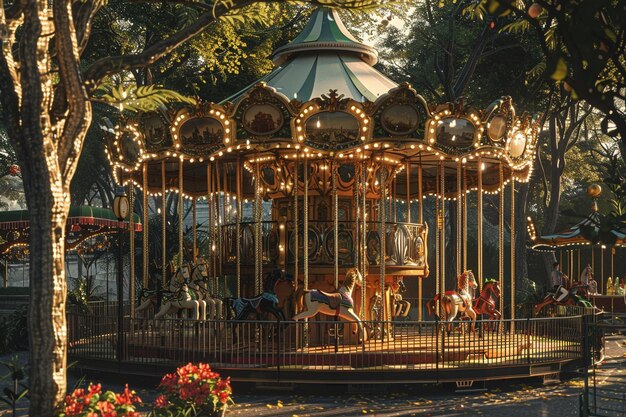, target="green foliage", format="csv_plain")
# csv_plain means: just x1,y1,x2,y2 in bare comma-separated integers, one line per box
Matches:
460,0,626,148
0,356,29,416
97,84,197,113
0,307,29,354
